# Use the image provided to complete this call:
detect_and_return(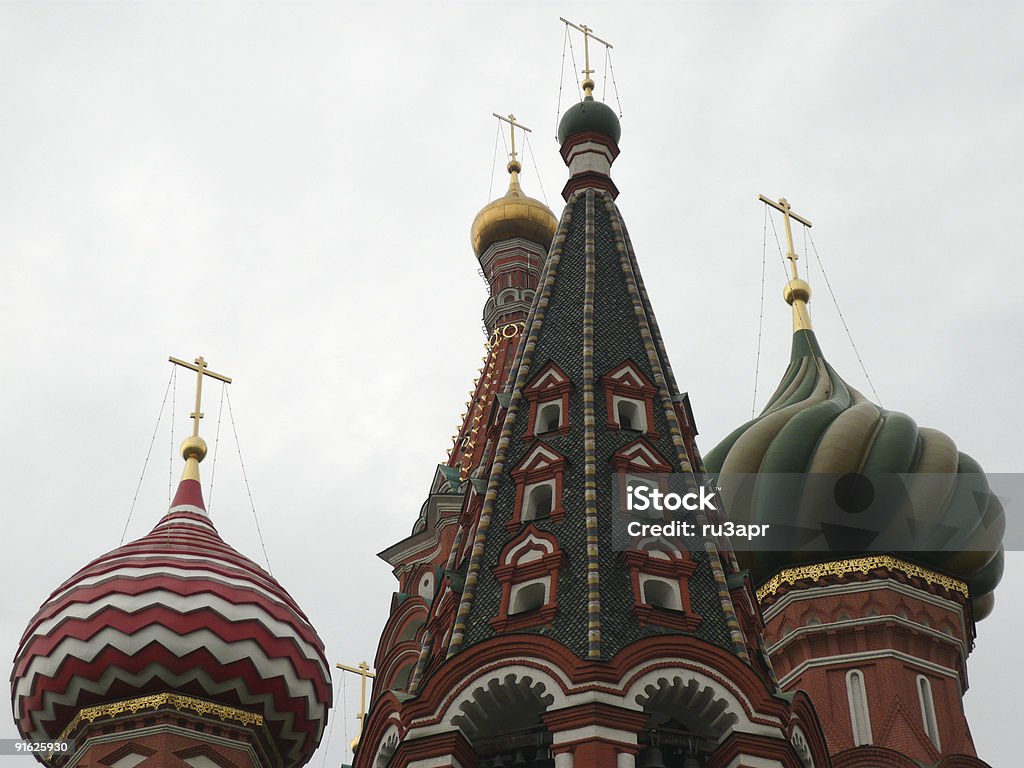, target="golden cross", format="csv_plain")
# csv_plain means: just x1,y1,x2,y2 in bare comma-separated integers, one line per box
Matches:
560,18,614,95
758,195,813,281
168,356,233,438
337,661,376,751
492,112,532,165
